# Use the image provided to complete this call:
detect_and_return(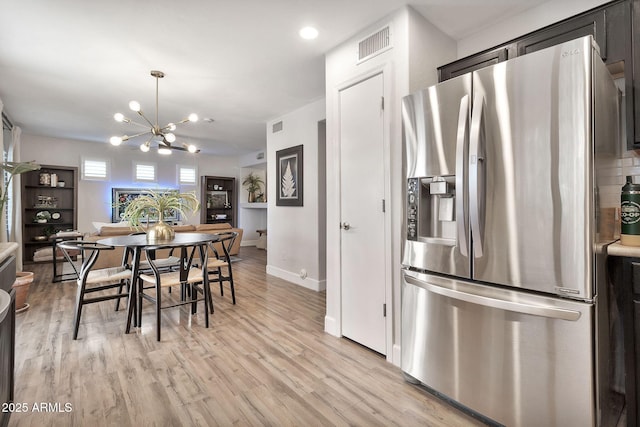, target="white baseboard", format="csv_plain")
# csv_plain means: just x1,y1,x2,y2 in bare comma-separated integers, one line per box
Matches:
324,315,340,337
392,344,402,367
266,264,326,292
